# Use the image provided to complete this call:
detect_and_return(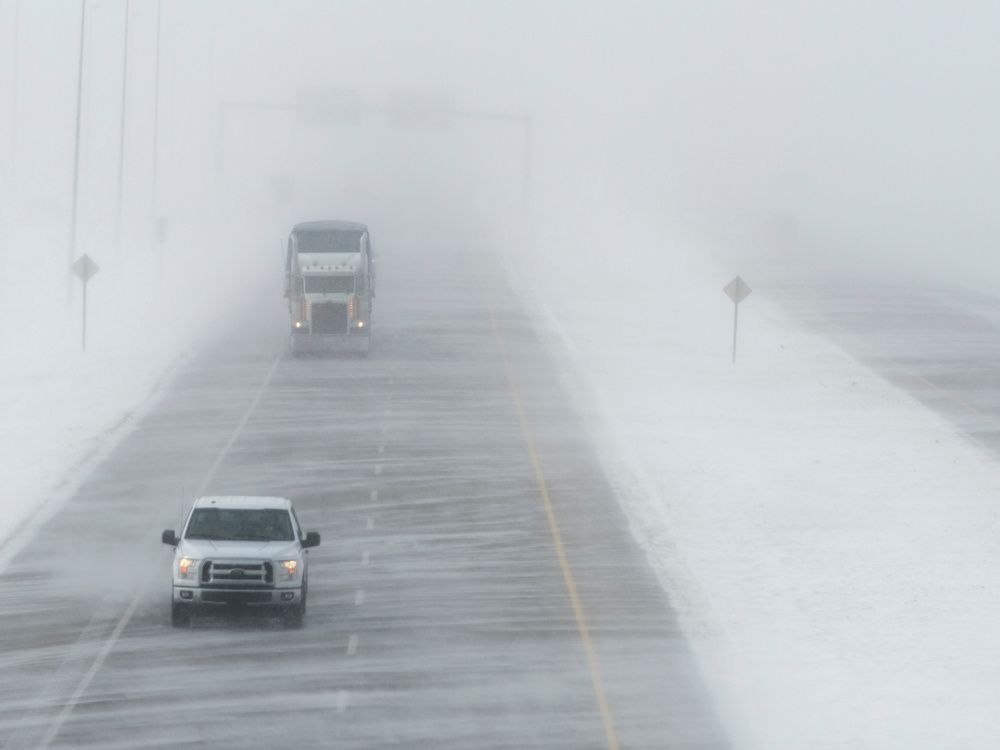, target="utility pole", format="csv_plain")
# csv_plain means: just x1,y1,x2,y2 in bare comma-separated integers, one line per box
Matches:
114,0,130,256
9,0,18,195
68,0,88,275
520,115,532,210
150,0,162,245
